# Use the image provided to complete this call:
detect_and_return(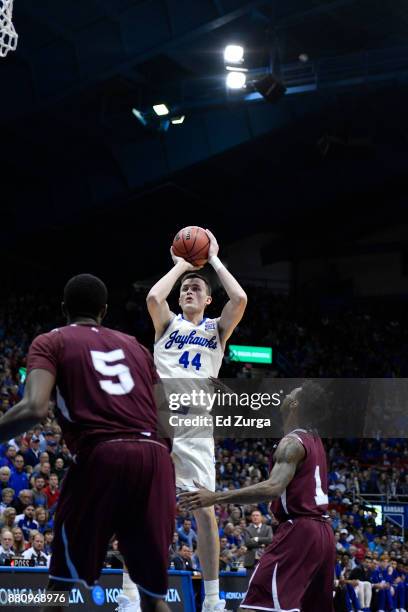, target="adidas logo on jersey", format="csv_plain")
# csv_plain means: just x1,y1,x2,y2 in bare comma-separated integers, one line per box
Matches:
164,329,218,350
